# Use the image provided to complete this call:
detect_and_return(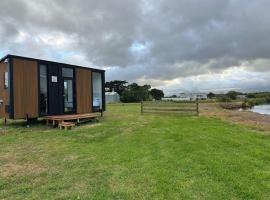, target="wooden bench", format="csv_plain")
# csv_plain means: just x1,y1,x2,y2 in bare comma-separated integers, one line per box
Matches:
59,122,75,130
